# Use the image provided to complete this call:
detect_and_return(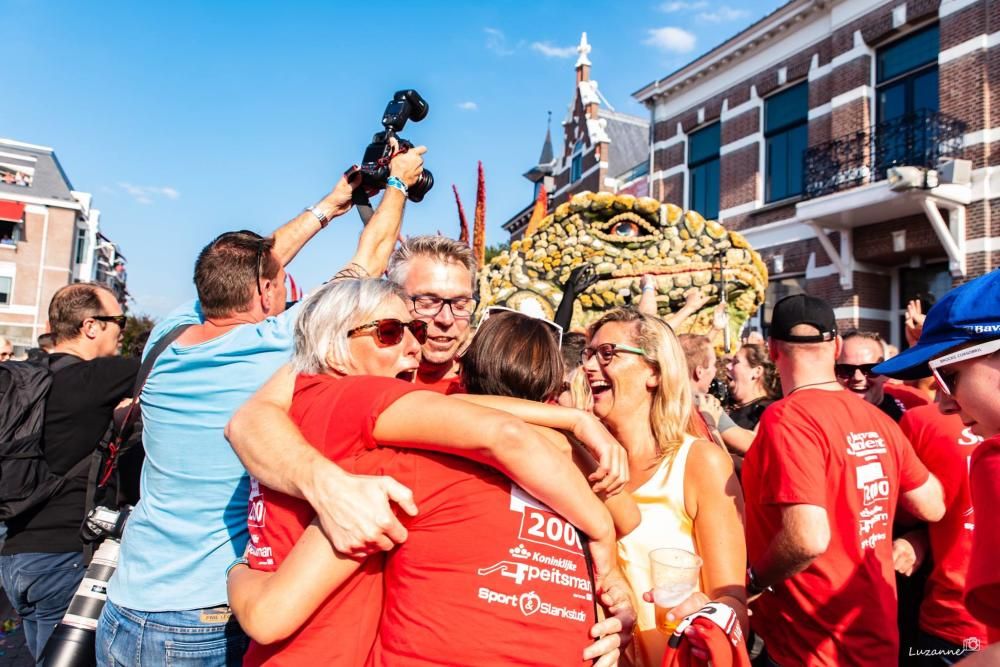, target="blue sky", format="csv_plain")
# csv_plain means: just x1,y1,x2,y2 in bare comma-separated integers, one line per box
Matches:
2,0,784,317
